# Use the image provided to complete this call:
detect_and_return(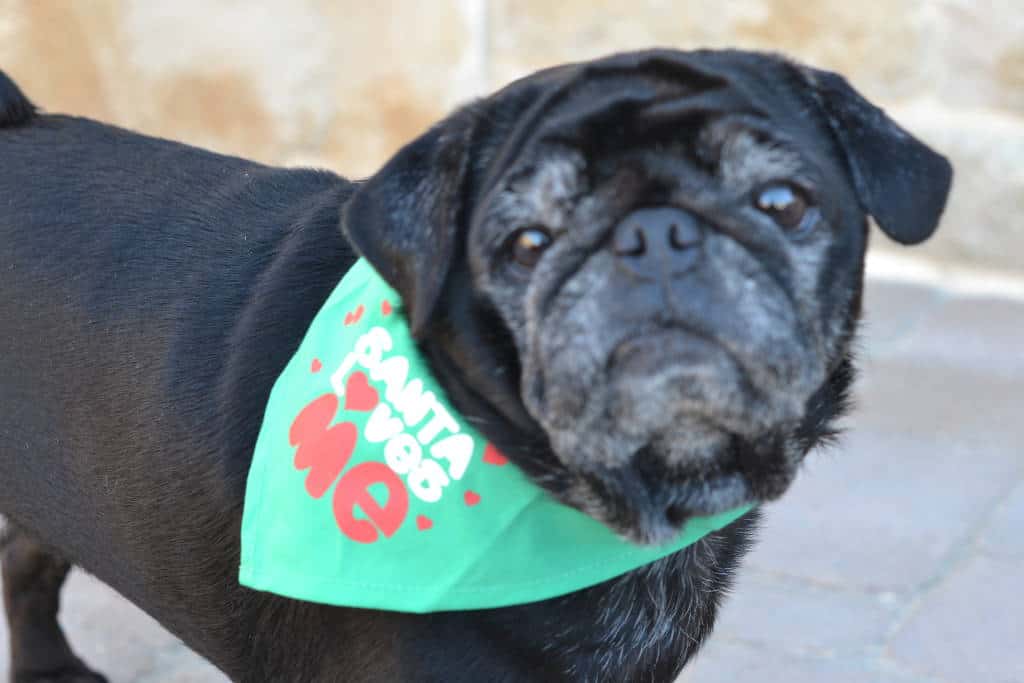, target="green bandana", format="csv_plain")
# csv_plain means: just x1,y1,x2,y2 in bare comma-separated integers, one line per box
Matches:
239,259,752,613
